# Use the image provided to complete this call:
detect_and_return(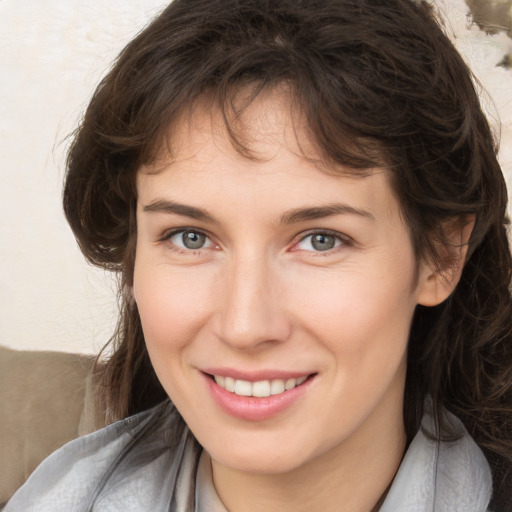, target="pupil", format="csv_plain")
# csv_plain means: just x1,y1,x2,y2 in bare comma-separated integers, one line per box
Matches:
183,231,205,249
312,234,335,251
